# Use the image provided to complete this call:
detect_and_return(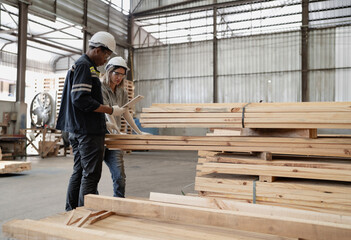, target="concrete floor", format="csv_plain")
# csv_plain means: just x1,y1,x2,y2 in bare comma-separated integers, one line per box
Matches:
0,150,198,239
